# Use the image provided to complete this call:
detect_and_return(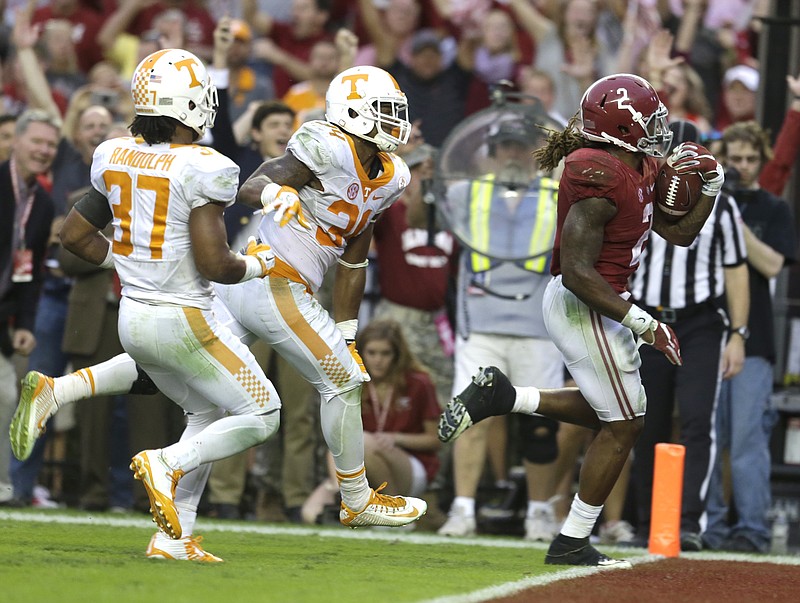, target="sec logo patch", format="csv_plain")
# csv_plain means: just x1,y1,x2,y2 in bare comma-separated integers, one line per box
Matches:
347,183,359,200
